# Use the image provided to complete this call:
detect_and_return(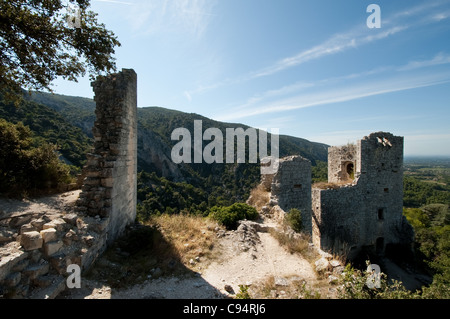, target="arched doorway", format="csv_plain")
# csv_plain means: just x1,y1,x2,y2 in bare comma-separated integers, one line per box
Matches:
345,162,354,180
